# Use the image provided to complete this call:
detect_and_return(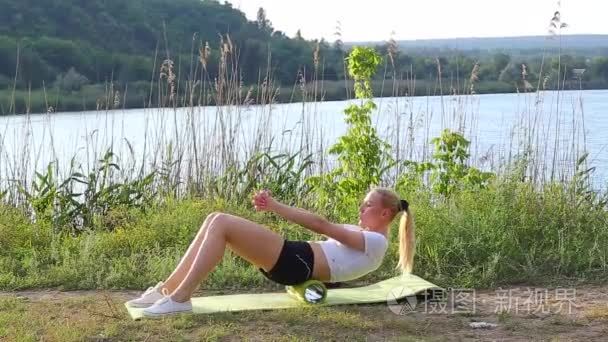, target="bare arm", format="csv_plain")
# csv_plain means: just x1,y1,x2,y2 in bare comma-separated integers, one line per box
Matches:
252,191,365,251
